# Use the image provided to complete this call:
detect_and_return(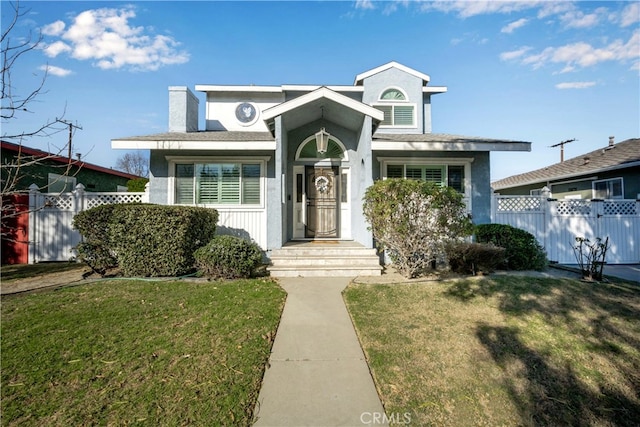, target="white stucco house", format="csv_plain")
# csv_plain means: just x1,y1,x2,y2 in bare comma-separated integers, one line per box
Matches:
112,61,530,276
